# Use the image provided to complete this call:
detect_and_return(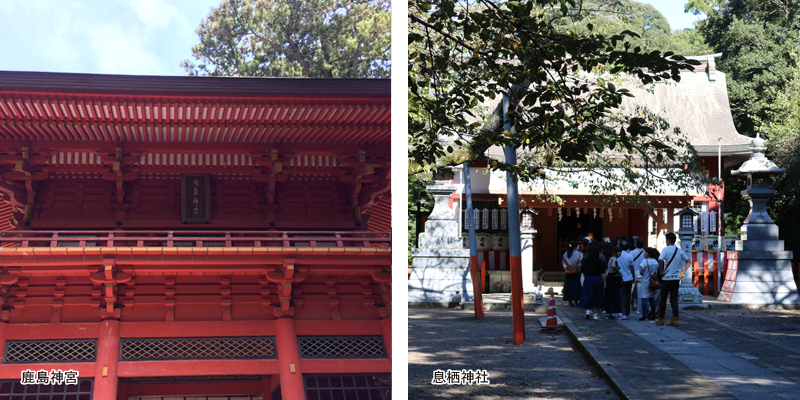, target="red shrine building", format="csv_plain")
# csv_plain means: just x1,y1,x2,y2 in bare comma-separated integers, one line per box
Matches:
0,71,391,400
446,54,749,292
